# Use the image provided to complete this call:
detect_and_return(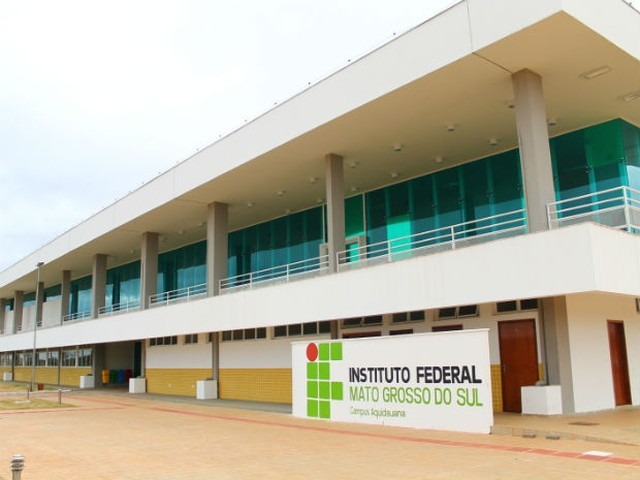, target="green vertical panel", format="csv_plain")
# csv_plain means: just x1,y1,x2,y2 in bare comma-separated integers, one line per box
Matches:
586,119,625,192
434,168,463,230
623,120,640,189
318,343,330,361
491,150,523,214
331,382,343,400
319,401,331,419
272,217,288,267
307,362,318,379
345,194,364,238
366,189,387,251
462,159,491,232
319,381,330,400
307,381,319,399
411,175,436,235
307,399,319,418
551,129,590,200
319,362,330,380
386,182,411,250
